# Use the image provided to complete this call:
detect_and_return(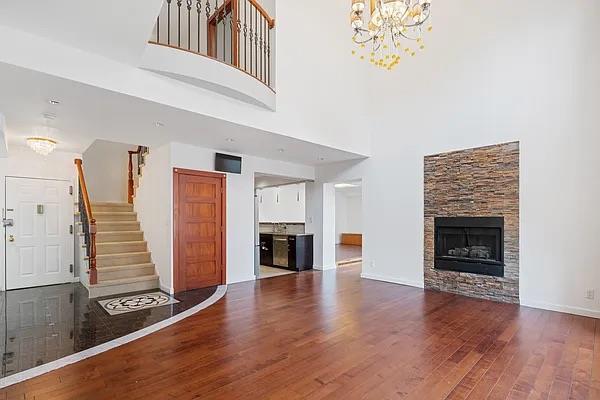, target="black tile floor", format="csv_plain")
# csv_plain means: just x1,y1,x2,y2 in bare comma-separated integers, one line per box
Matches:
0,283,217,378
